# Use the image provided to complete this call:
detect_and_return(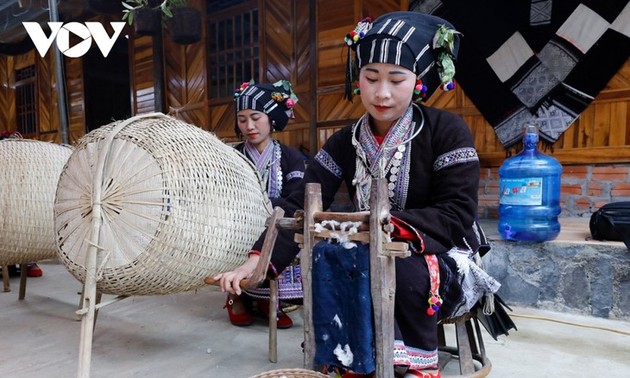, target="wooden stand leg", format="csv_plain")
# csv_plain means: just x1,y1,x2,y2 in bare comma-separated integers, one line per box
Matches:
77,265,97,377
301,183,321,369
77,220,103,378
2,264,10,292
18,264,27,300
440,315,492,378
473,317,487,357
369,178,395,378
269,278,279,363
455,321,475,375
